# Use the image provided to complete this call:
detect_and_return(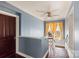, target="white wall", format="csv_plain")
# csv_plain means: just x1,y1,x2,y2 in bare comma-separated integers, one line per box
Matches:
65,2,79,58
65,2,75,58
